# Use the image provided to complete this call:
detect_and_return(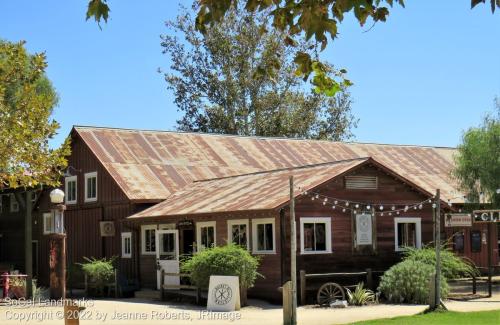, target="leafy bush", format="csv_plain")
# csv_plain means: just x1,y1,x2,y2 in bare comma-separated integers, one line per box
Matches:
181,244,261,290
378,260,448,304
346,283,376,306
402,245,478,279
79,256,116,295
